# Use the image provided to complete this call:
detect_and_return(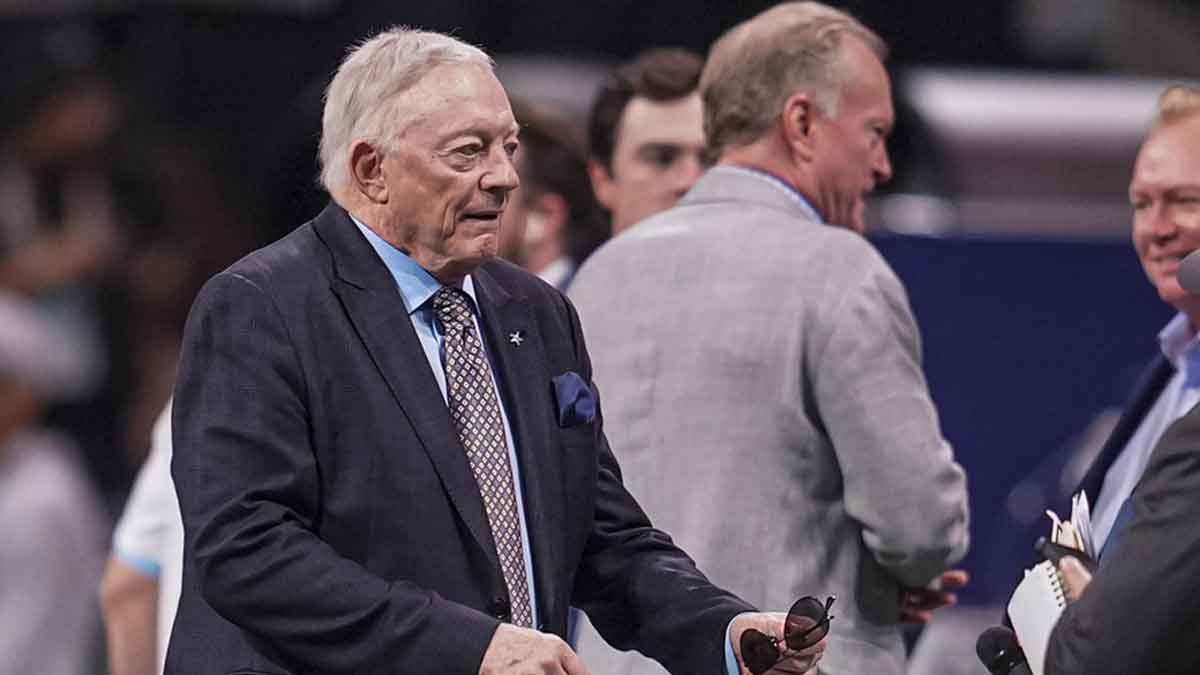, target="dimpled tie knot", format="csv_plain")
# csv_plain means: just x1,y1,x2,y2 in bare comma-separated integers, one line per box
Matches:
431,286,533,627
